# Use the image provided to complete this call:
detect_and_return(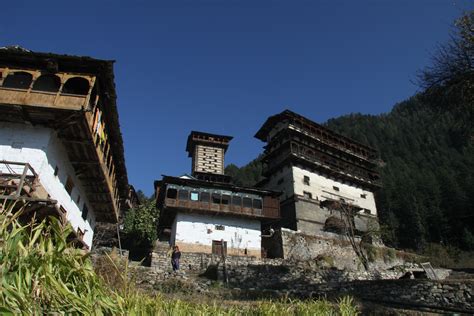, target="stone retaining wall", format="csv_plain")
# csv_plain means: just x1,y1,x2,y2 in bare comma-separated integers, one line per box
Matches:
300,279,473,313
